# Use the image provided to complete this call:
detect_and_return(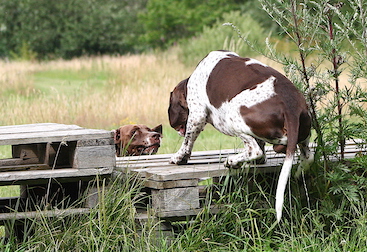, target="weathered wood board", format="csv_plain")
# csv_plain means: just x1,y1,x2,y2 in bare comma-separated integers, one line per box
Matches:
72,138,115,169
0,208,91,224
0,167,114,186
0,123,113,145
151,187,200,212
